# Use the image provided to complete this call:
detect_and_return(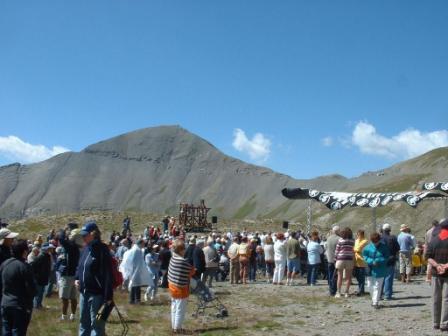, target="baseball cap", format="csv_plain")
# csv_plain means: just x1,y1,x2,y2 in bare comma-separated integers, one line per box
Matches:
0,228,19,245
80,221,98,236
42,242,55,251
